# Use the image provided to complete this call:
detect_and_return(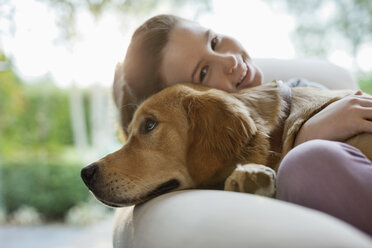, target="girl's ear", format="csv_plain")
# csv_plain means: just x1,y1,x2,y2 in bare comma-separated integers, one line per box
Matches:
182,90,257,160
